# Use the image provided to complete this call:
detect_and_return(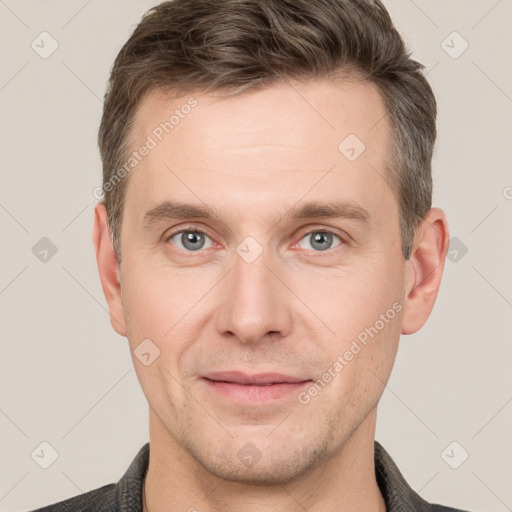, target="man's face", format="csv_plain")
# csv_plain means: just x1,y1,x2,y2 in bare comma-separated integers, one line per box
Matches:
118,78,406,483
